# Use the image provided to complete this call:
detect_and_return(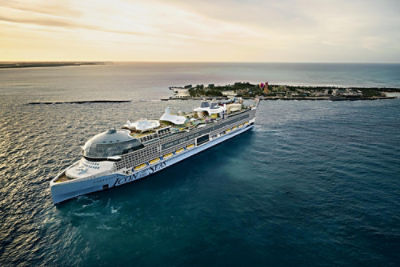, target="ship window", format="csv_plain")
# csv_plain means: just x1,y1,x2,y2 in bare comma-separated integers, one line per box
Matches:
200,101,210,108
196,135,209,146
84,139,144,159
